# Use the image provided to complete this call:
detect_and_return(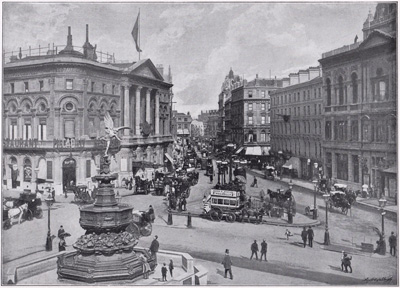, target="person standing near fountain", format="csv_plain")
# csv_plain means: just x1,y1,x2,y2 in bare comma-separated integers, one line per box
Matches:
149,235,160,263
